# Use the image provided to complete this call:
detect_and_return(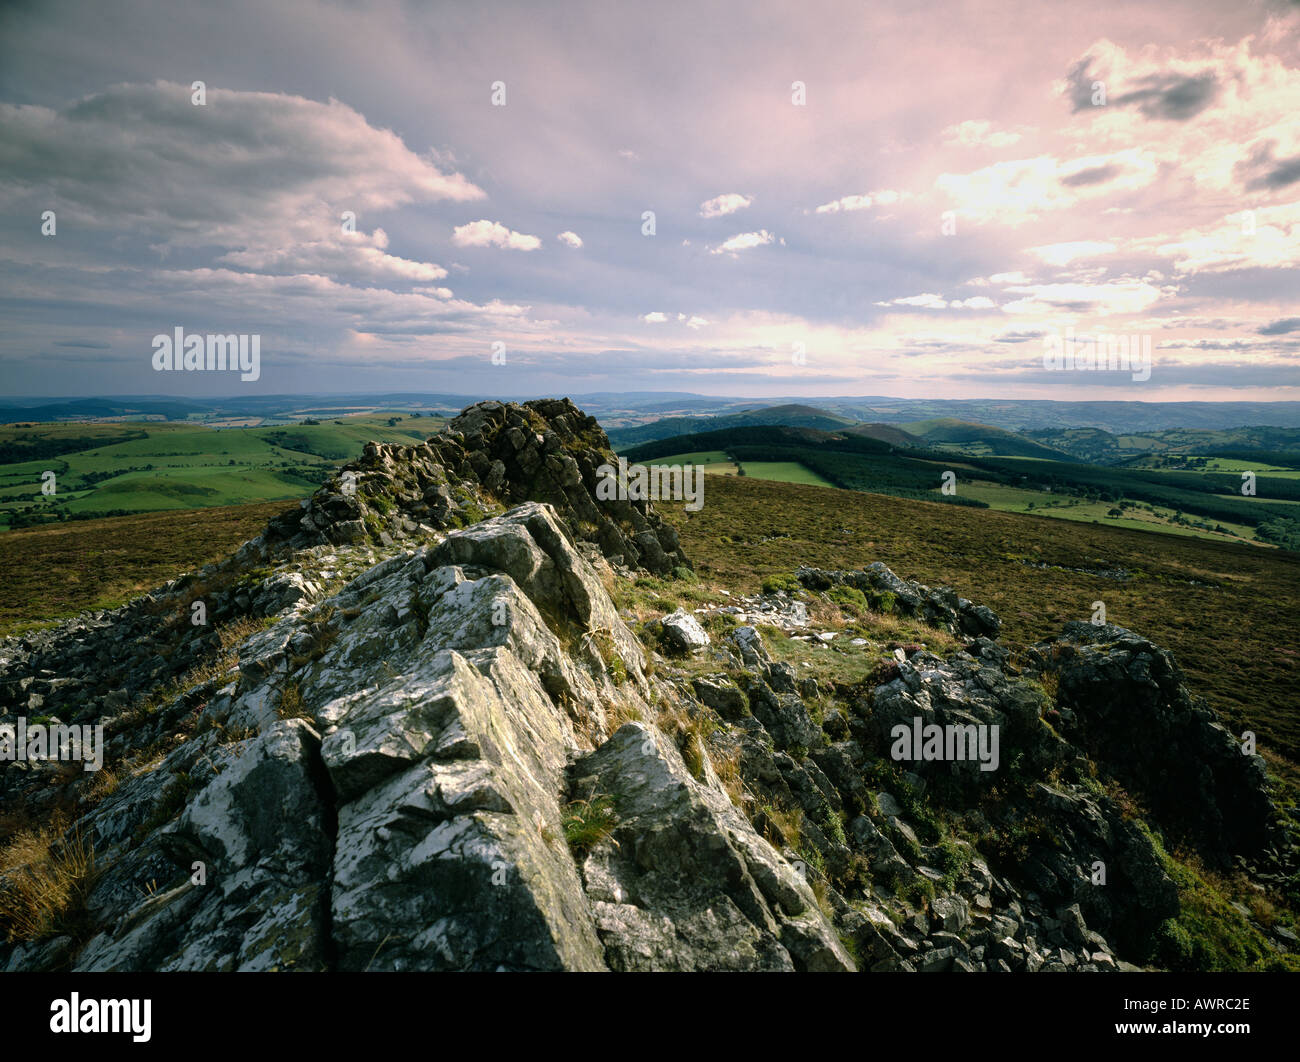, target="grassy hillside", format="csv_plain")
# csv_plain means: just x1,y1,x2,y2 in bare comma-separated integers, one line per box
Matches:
0,501,289,634
1027,425,1300,464
0,414,443,530
901,417,1079,461
626,423,1300,548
